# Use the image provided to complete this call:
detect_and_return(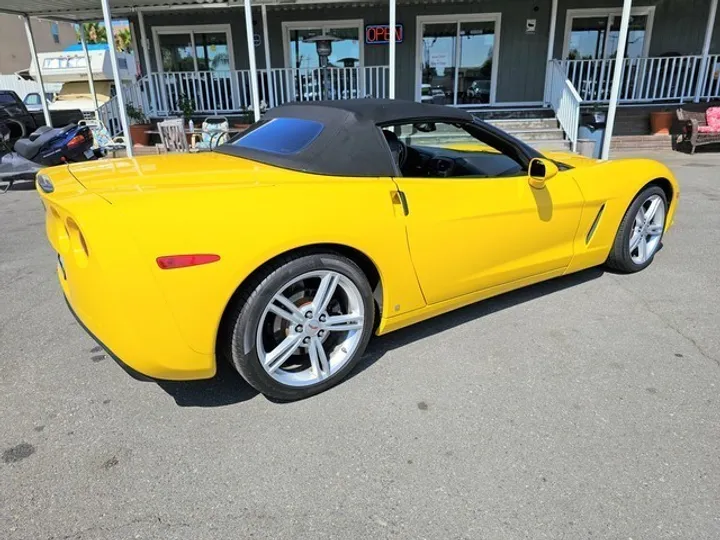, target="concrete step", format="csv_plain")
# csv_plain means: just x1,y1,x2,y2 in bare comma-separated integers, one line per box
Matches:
505,128,565,141
486,118,559,131
610,135,672,150
526,139,572,151
471,108,556,120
